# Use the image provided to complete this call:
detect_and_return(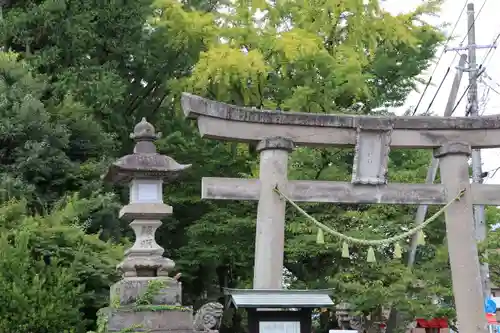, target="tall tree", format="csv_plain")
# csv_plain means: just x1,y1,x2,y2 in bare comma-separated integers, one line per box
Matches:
0,0,240,327
1,0,482,332
166,1,456,331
